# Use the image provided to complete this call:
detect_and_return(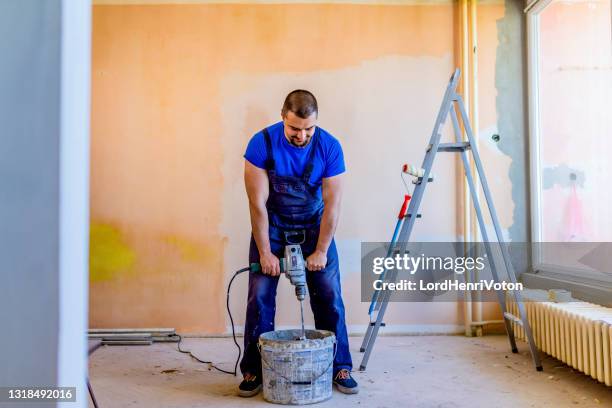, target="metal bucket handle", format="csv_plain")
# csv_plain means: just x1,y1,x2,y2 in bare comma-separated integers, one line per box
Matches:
258,340,337,385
